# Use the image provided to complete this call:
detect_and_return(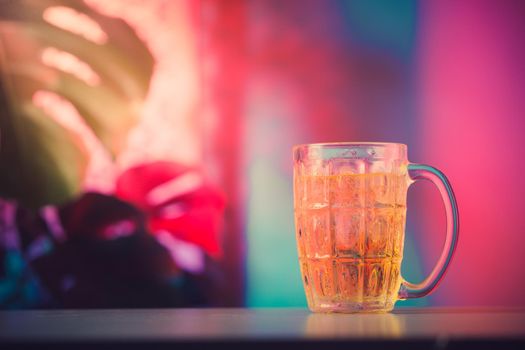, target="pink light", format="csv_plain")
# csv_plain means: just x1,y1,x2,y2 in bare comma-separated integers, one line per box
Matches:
43,6,108,44
156,230,205,273
101,219,136,240
41,47,100,86
146,171,203,207
157,203,187,220
418,0,525,306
